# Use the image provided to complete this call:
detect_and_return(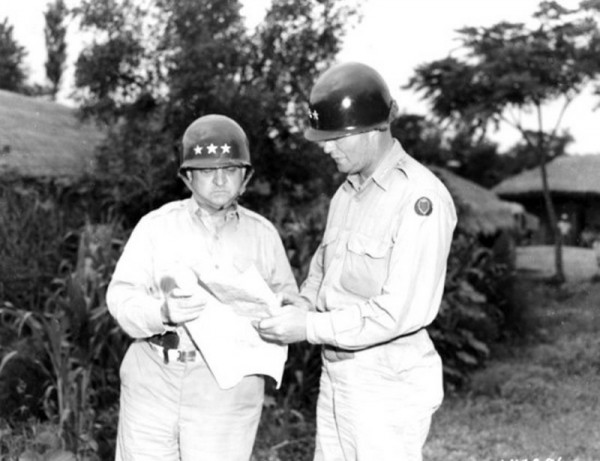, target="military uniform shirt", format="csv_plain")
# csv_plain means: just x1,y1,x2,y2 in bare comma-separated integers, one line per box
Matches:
107,198,298,349
302,140,457,350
